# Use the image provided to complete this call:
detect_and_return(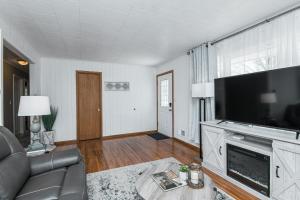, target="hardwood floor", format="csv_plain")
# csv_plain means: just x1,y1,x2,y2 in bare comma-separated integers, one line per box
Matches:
58,135,199,173
57,135,258,200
